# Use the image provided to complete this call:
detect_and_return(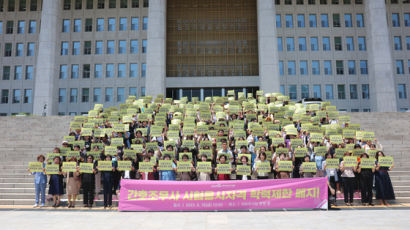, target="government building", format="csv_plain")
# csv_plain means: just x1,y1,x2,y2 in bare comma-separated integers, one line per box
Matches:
0,0,409,116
